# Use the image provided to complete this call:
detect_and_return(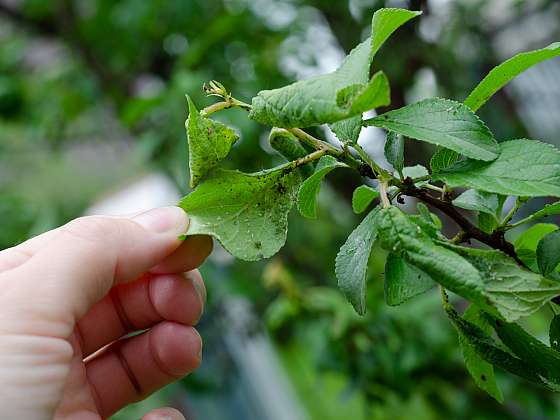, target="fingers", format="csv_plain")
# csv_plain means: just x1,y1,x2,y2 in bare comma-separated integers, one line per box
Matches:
78,271,205,357
86,322,202,418
150,235,213,275
142,407,185,420
4,207,190,336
